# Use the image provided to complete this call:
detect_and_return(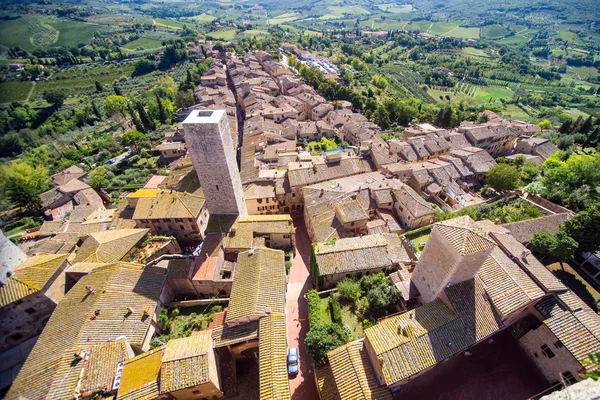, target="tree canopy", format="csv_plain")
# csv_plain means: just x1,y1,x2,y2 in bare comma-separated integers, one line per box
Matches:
486,164,522,192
